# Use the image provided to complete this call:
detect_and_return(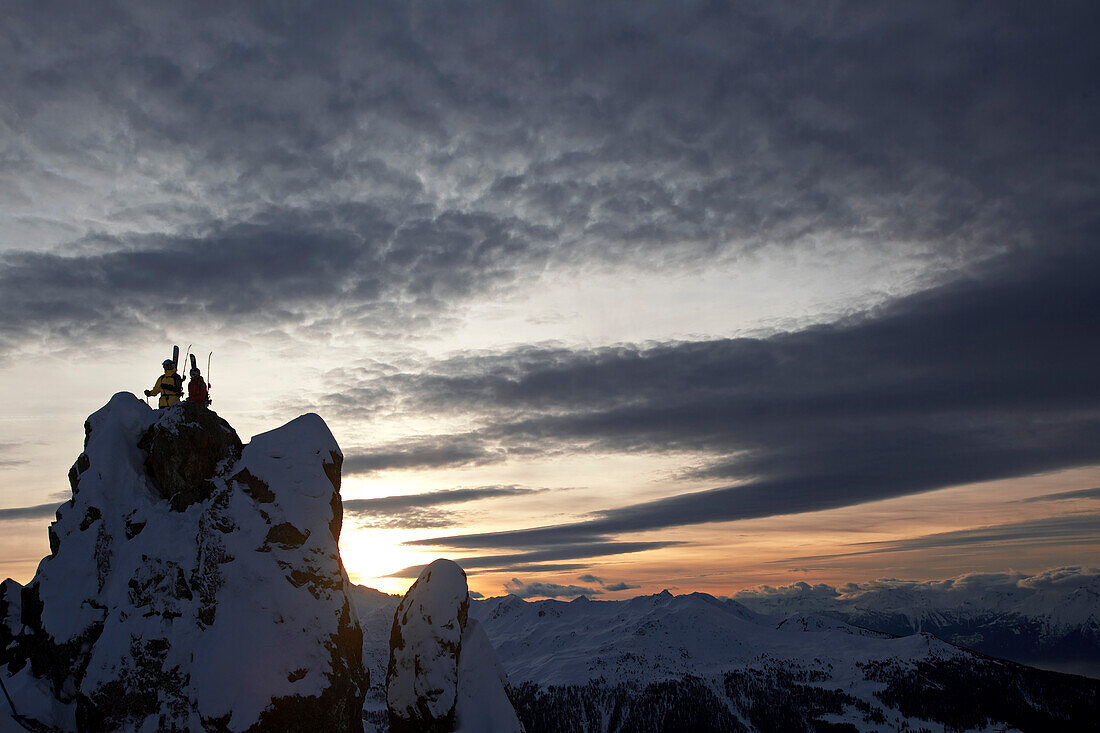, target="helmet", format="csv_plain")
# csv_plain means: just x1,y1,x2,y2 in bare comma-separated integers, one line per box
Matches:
162,359,174,369
190,368,200,377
